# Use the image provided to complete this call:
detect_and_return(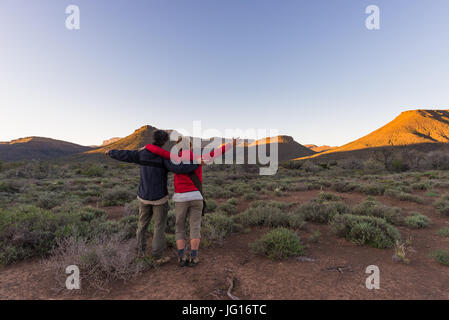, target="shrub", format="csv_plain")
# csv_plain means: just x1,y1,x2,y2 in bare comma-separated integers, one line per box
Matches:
0,204,135,265
236,202,306,229
331,214,400,248
434,195,449,216
202,213,238,245
393,240,410,264
431,250,449,266
218,202,237,215
227,198,237,206
391,158,409,172
249,200,291,211
426,151,449,170
332,181,358,193
0,206,106,265
302,161,321,173
351,197,402,225
250,228,304,260
317,192,341,201
0,180,21,194
243,192,259,201
404,212,430,229
82,165,105,177
124,200,139,216
205,200,218,211
37,192,59,209
340,159,363,170
310,231,321,243
384,189,424,204
101,188,135,206
363,158,385,174
296,199,349,224
411,182,430,191
438,227,449,237
424,191,438,198
358,183,385,196
45,234,150,291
